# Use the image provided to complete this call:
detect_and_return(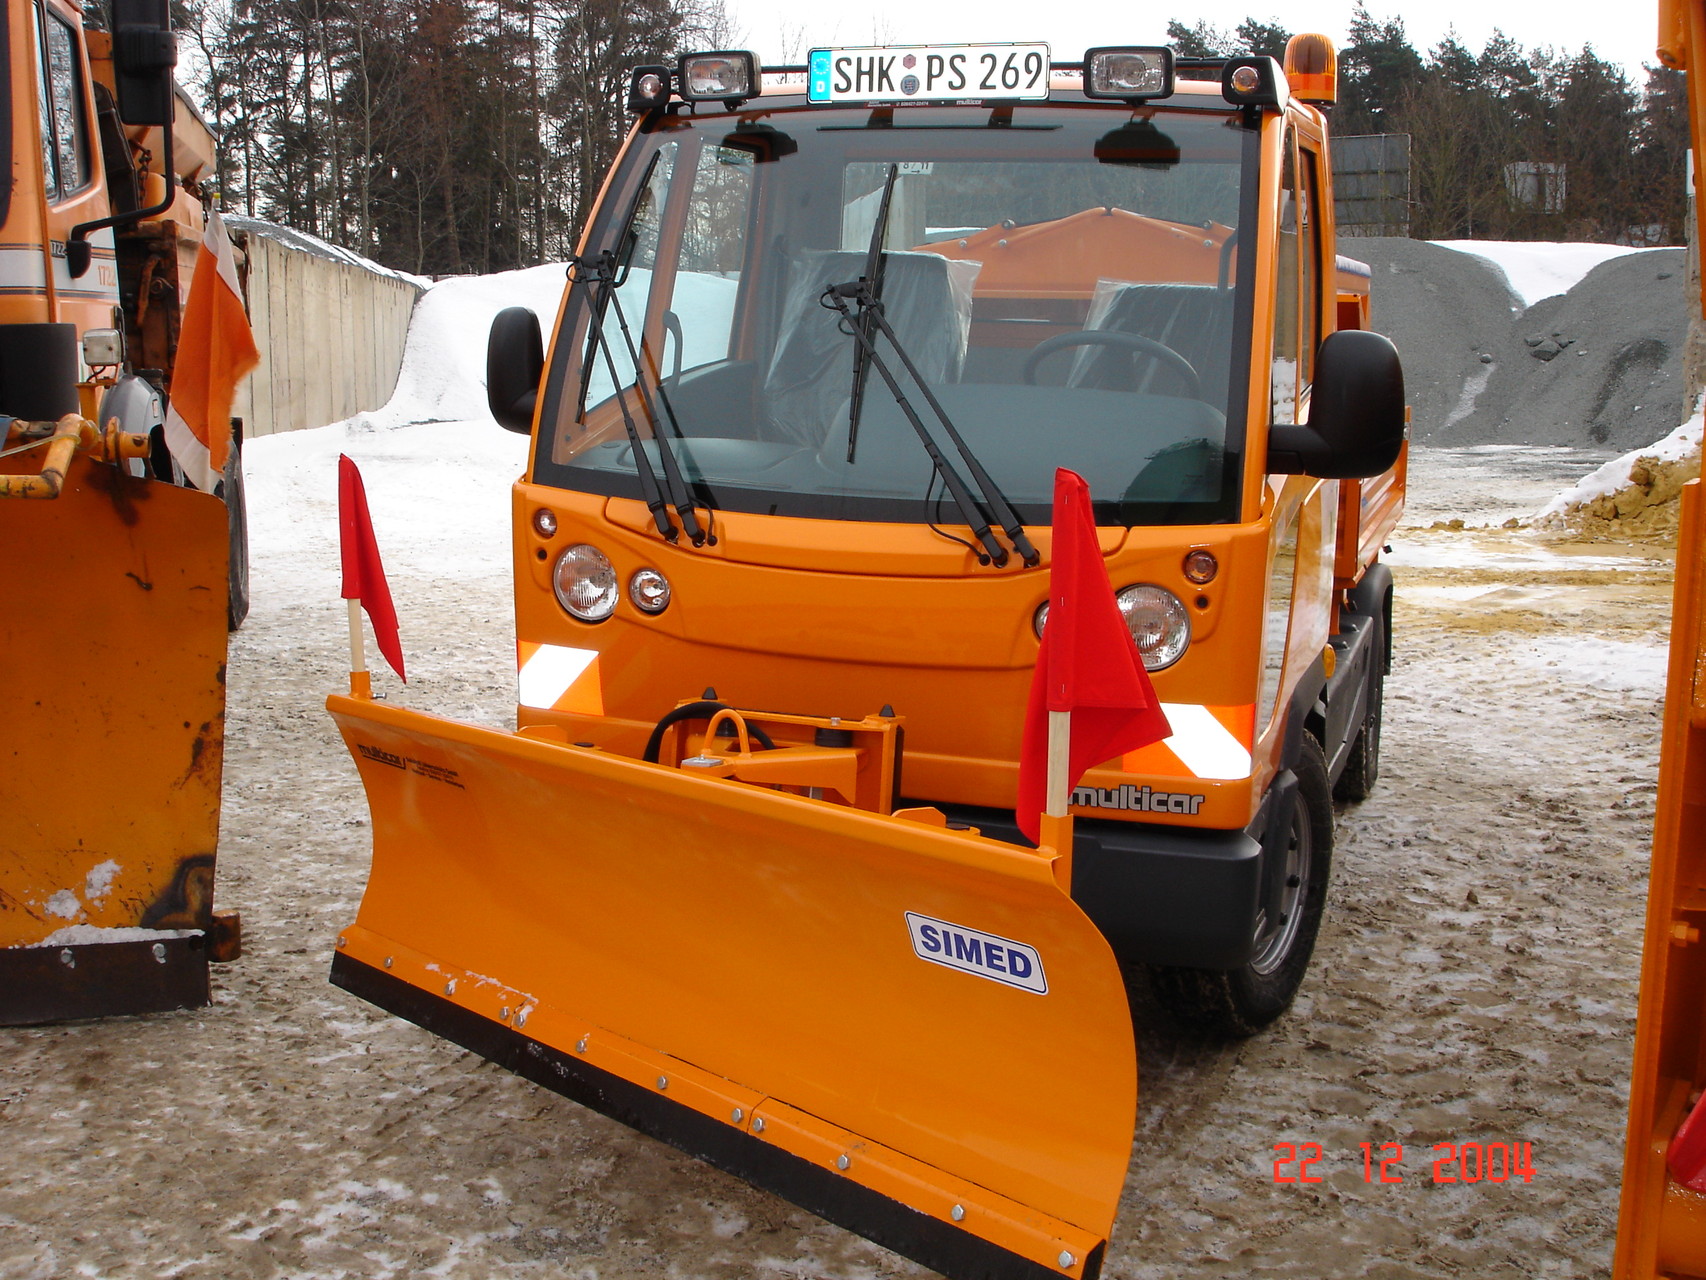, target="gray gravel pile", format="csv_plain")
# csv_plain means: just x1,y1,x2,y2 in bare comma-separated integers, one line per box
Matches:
1353,236,1688,449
